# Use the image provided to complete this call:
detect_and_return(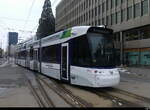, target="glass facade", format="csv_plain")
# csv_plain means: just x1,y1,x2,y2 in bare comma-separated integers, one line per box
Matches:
142,0,149,15
111,13,115,25
124,26,150,66
121,9,126,22
134,3,141,18
56,0,149,30
125,26,150,41
125,50,150,66
111,0,115,9
127,6,133,20
116,11,121,24
56,0,150,66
